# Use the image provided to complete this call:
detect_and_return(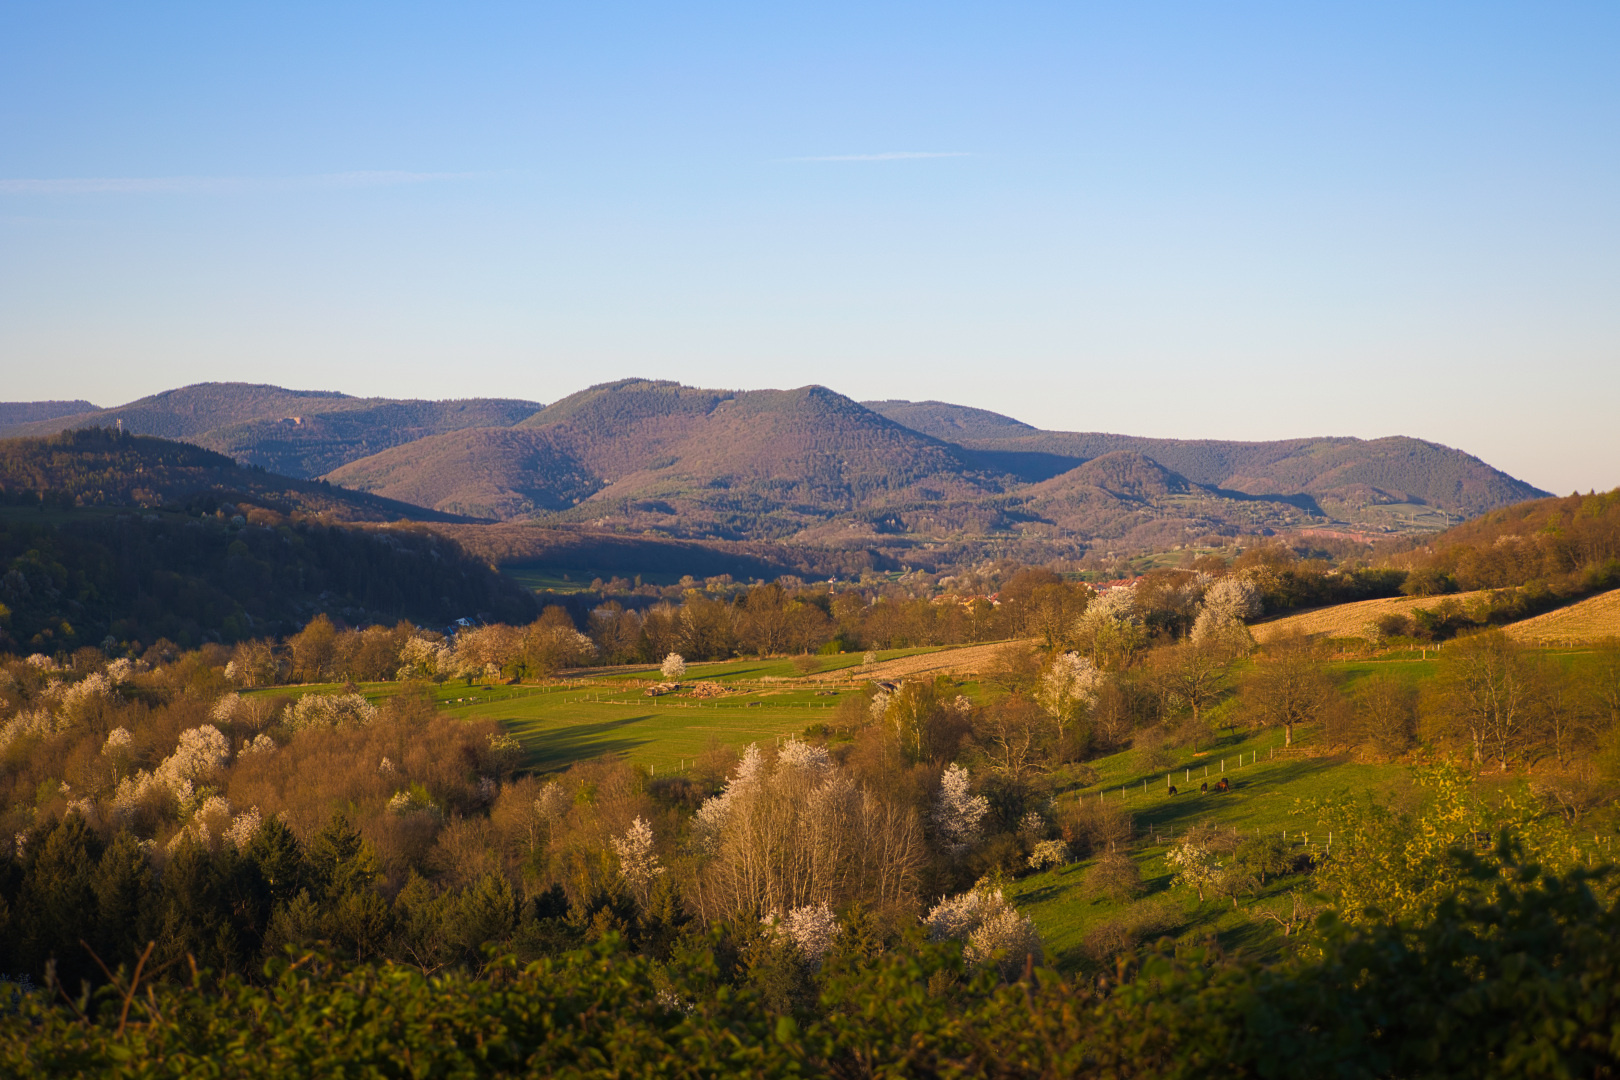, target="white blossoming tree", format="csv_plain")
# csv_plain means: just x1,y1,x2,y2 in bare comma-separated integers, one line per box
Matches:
925,883,1042,978
661,653,687,681
1034,652,1104,747
1190,576,1263,653
1072,588,1147,670
1203,576,1264,622
1166,838,1223,902
111,724,230,819
286,693,378,731
612,816,666,905
764,901,841,964
932,763,990,854
692,741,925,921
1027,839,1071,870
